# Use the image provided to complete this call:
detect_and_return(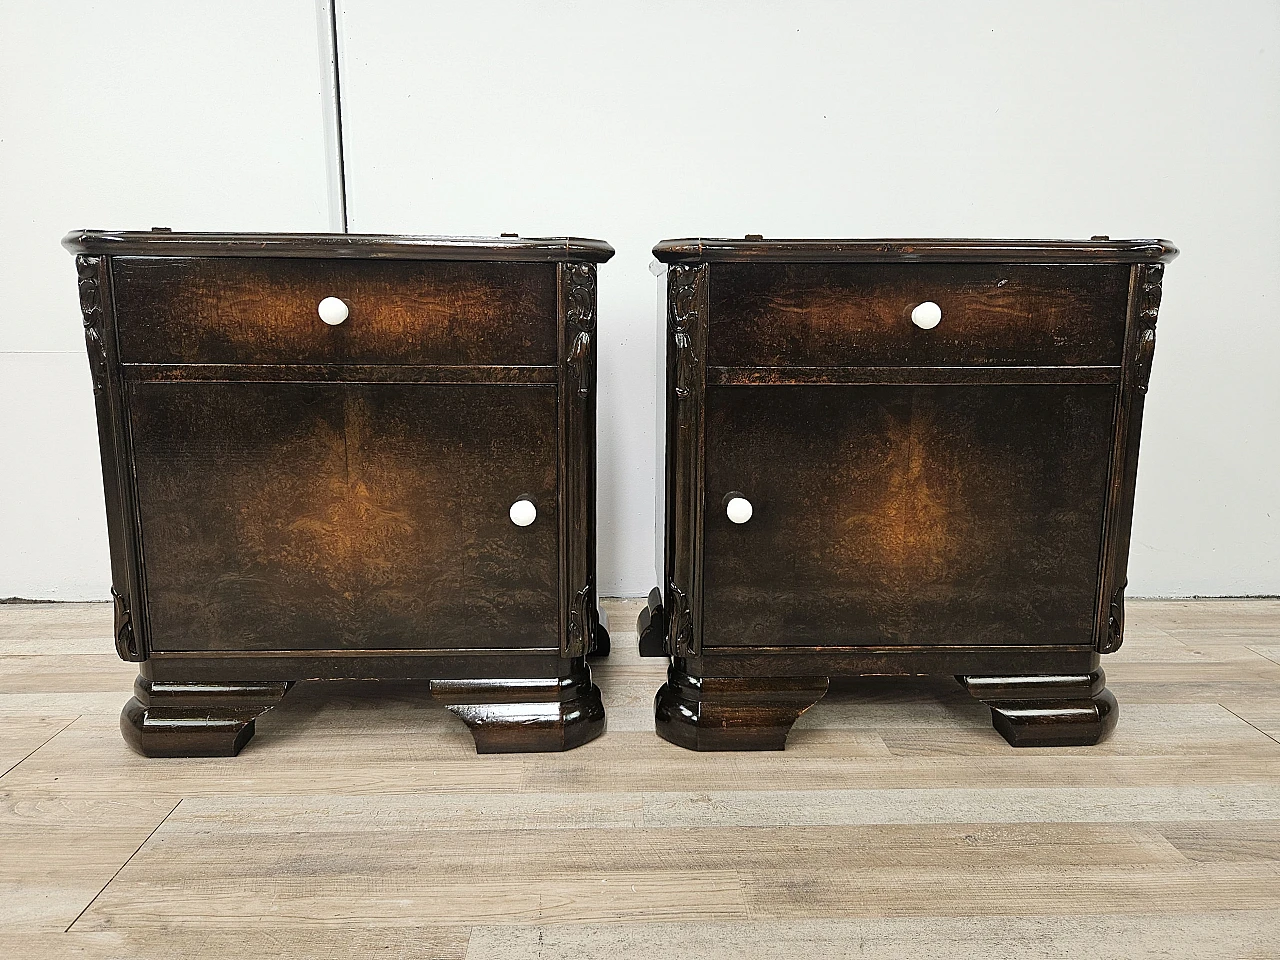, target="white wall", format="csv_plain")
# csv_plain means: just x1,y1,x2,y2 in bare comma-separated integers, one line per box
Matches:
338,0,1280,597
2,0,1277,599
0,2,332,598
